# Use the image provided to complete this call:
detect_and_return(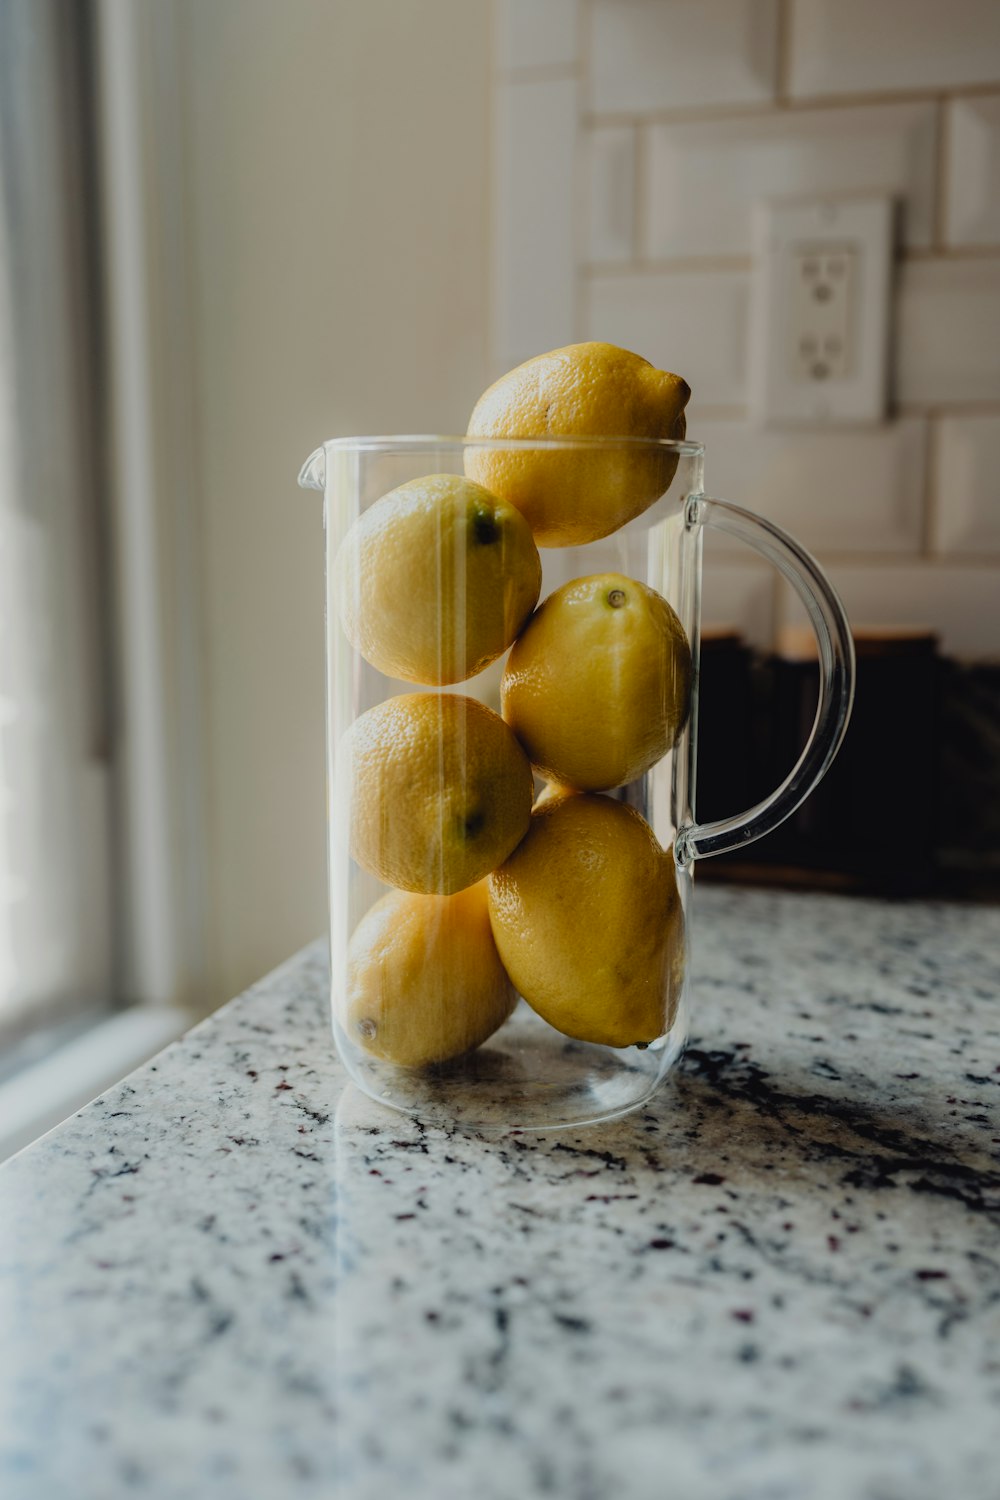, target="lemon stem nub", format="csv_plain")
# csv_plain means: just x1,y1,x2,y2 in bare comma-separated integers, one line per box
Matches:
471,508,499,546
607,588,627,608
358,1018,377,1040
